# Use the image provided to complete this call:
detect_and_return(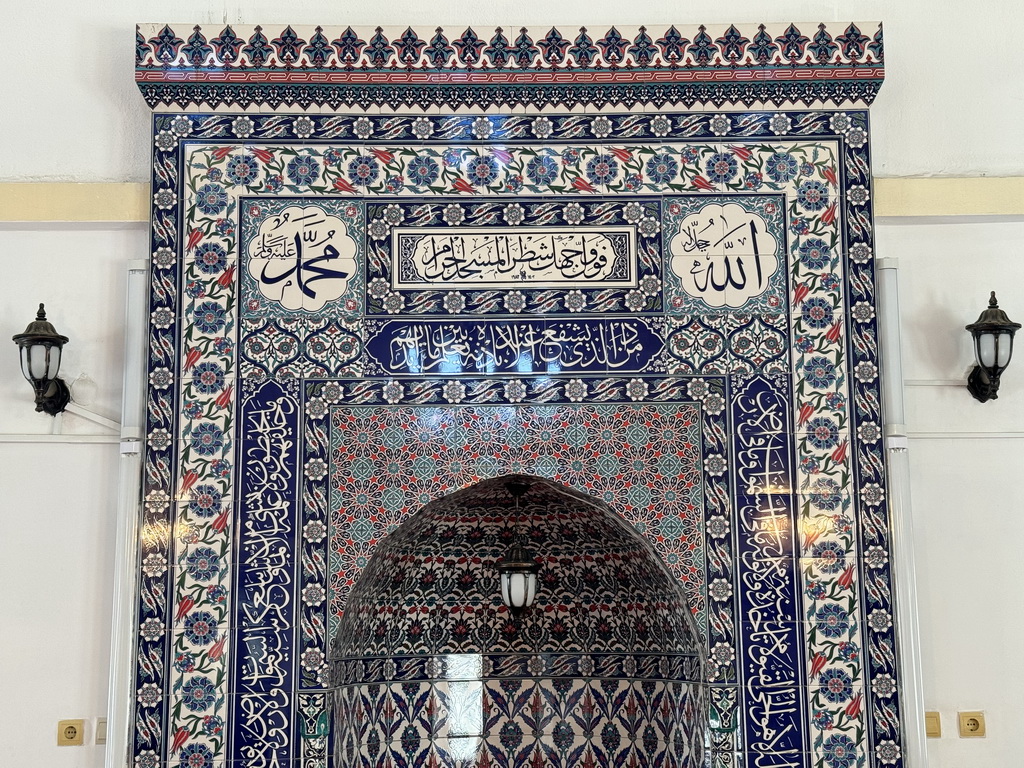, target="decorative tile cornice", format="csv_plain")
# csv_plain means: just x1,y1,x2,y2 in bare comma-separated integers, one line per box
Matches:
135,22,884,110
